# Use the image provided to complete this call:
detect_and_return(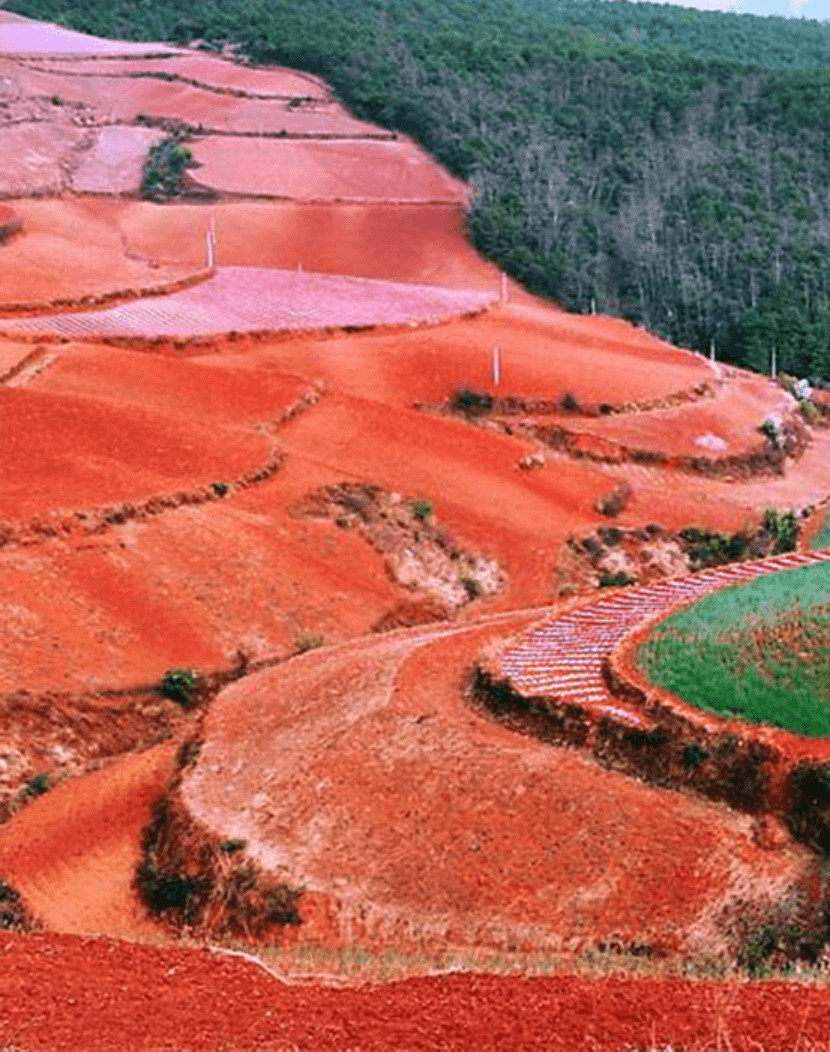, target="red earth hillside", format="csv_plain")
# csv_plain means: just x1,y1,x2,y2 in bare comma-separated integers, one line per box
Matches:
2,17,830,1052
